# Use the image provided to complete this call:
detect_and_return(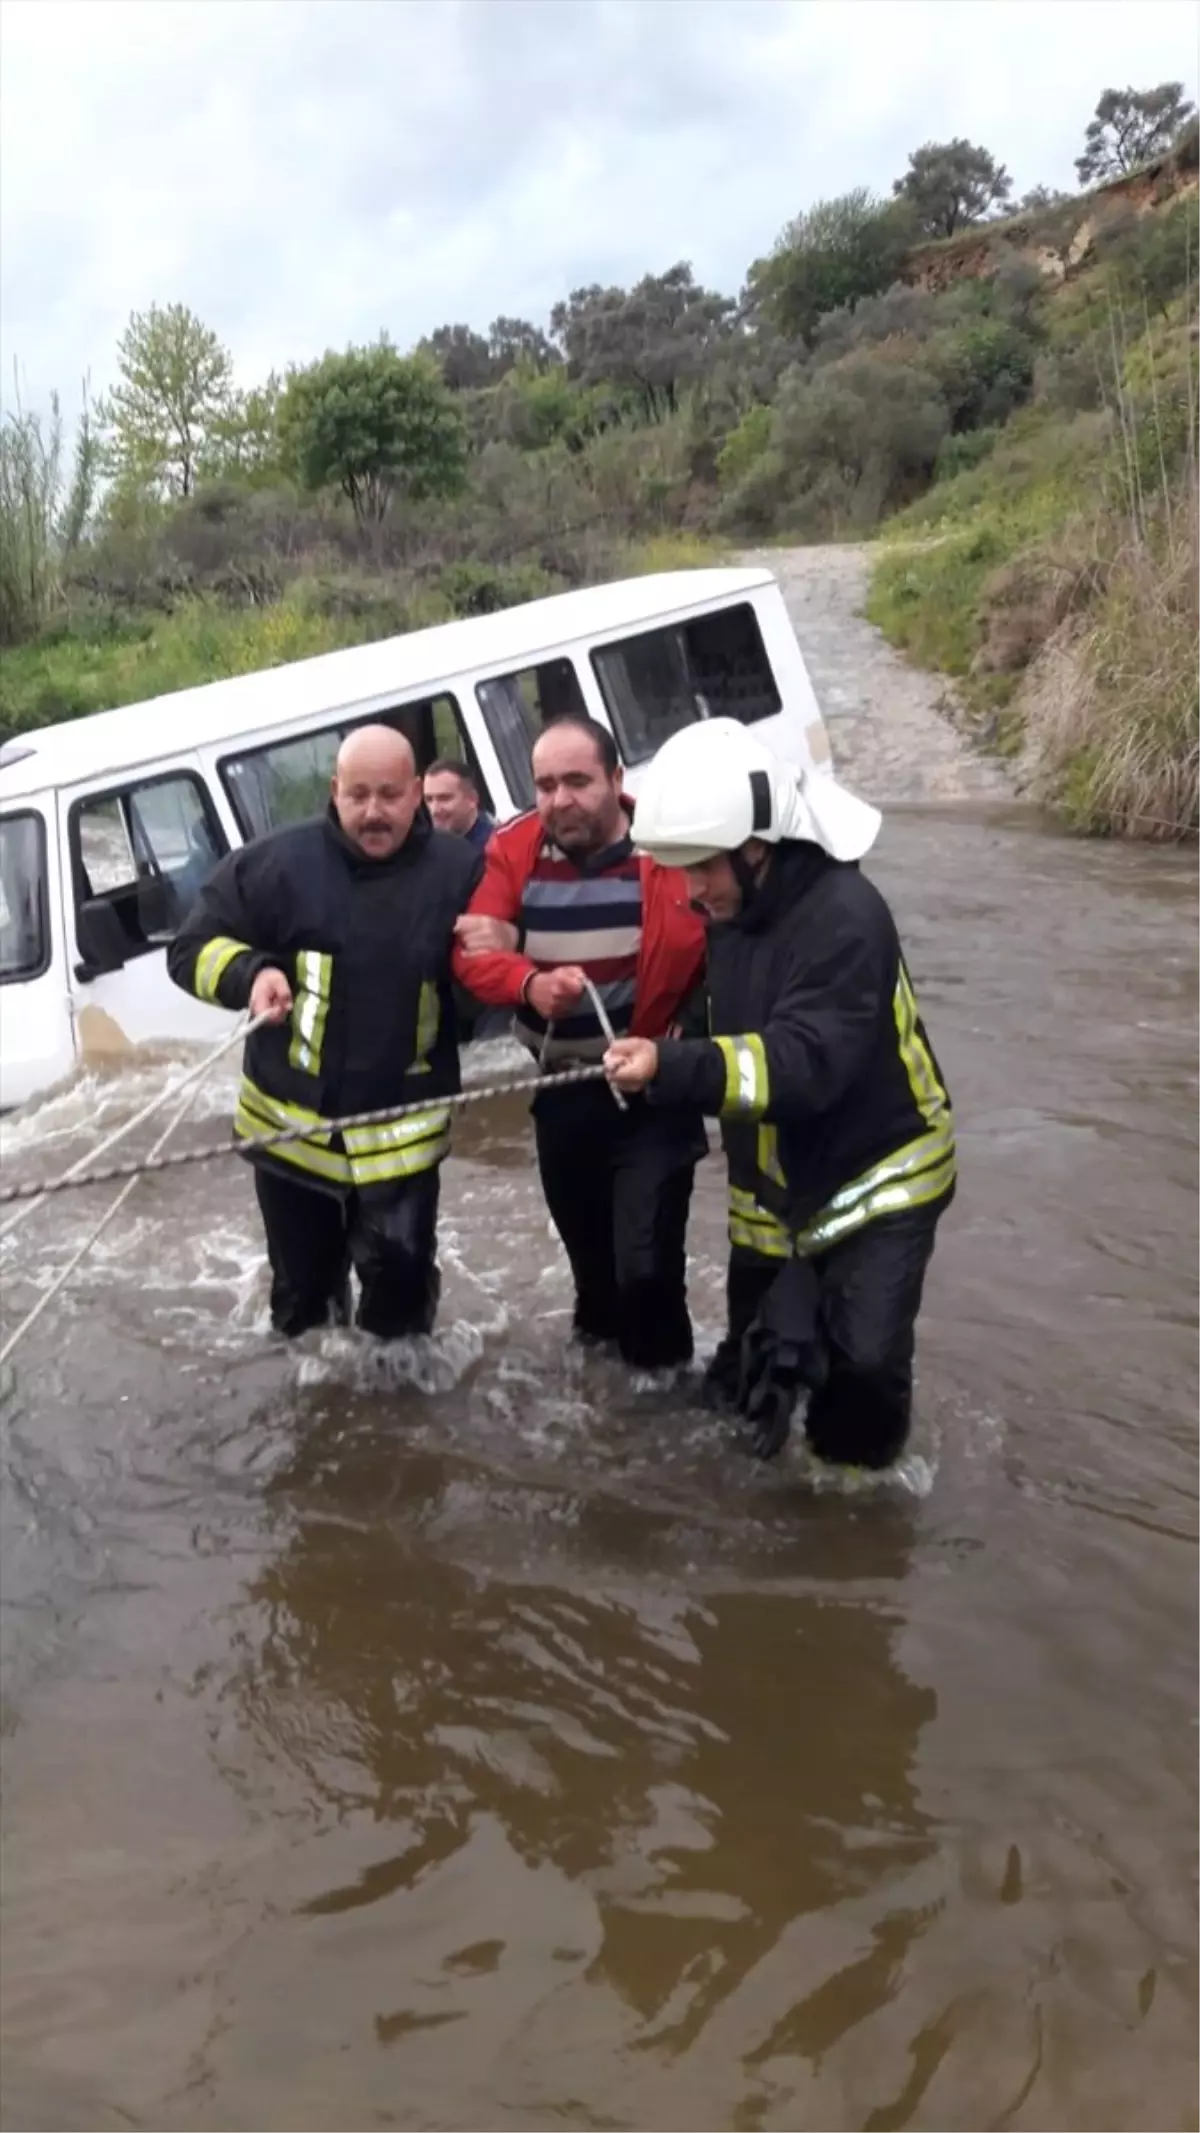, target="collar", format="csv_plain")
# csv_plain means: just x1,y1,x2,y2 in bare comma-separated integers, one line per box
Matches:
323,801,433,875
734,839,842,933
